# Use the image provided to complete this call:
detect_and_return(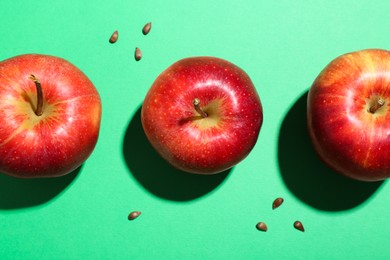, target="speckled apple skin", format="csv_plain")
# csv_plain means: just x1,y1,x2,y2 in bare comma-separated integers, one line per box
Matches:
142,57,263,174
308,49,390,181
0,54,102,178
